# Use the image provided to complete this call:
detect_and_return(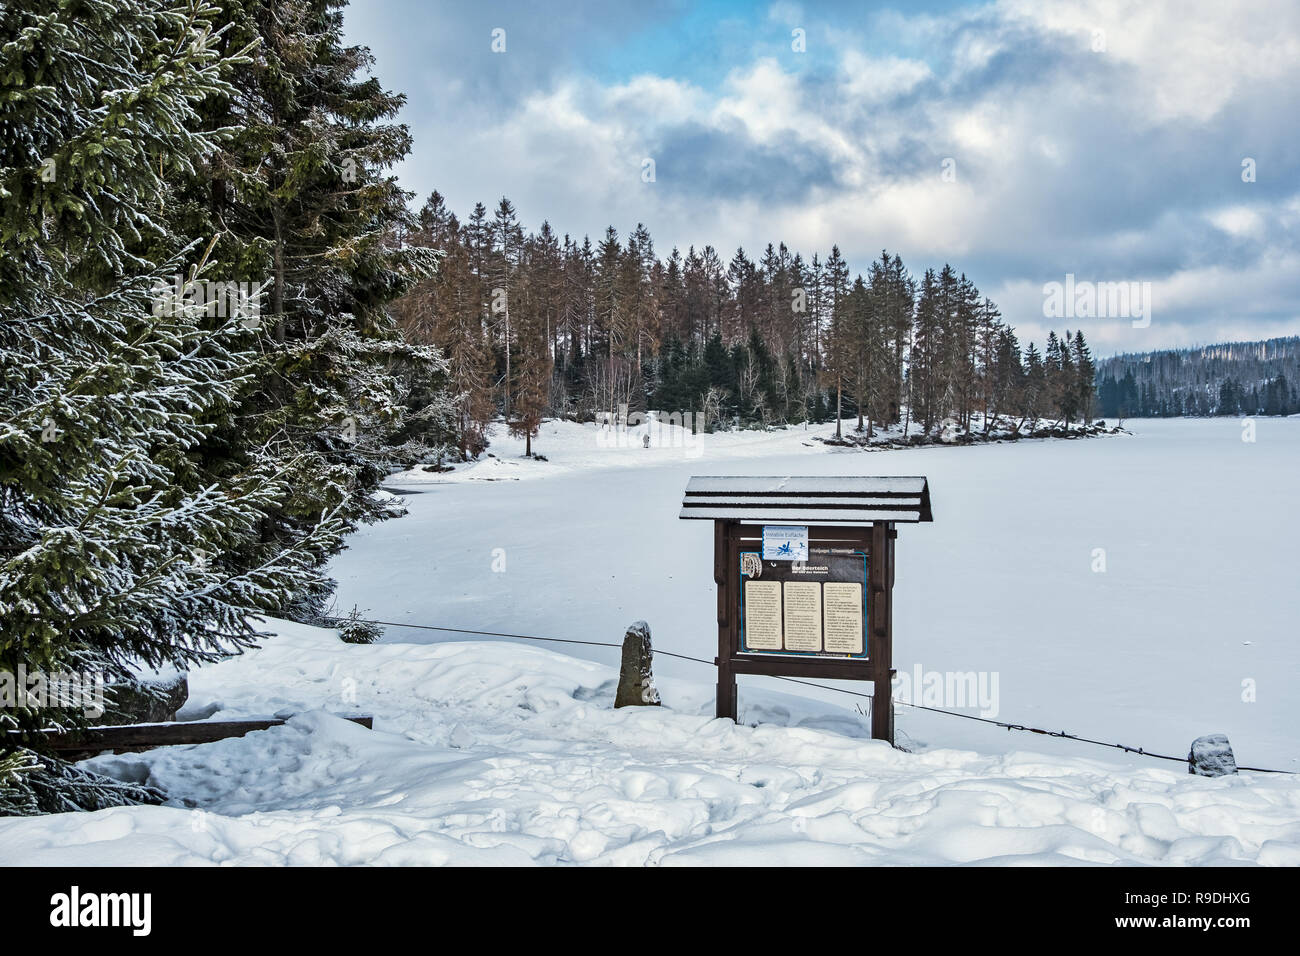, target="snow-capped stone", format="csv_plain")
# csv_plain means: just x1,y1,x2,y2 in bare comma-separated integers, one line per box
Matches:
615,621,660,708
1189,734,1238,777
